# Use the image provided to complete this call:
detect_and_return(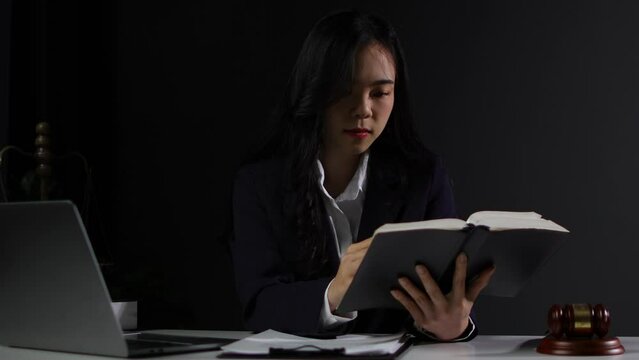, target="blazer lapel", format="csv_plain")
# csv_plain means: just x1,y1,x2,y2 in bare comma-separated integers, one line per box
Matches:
356,154,406,242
